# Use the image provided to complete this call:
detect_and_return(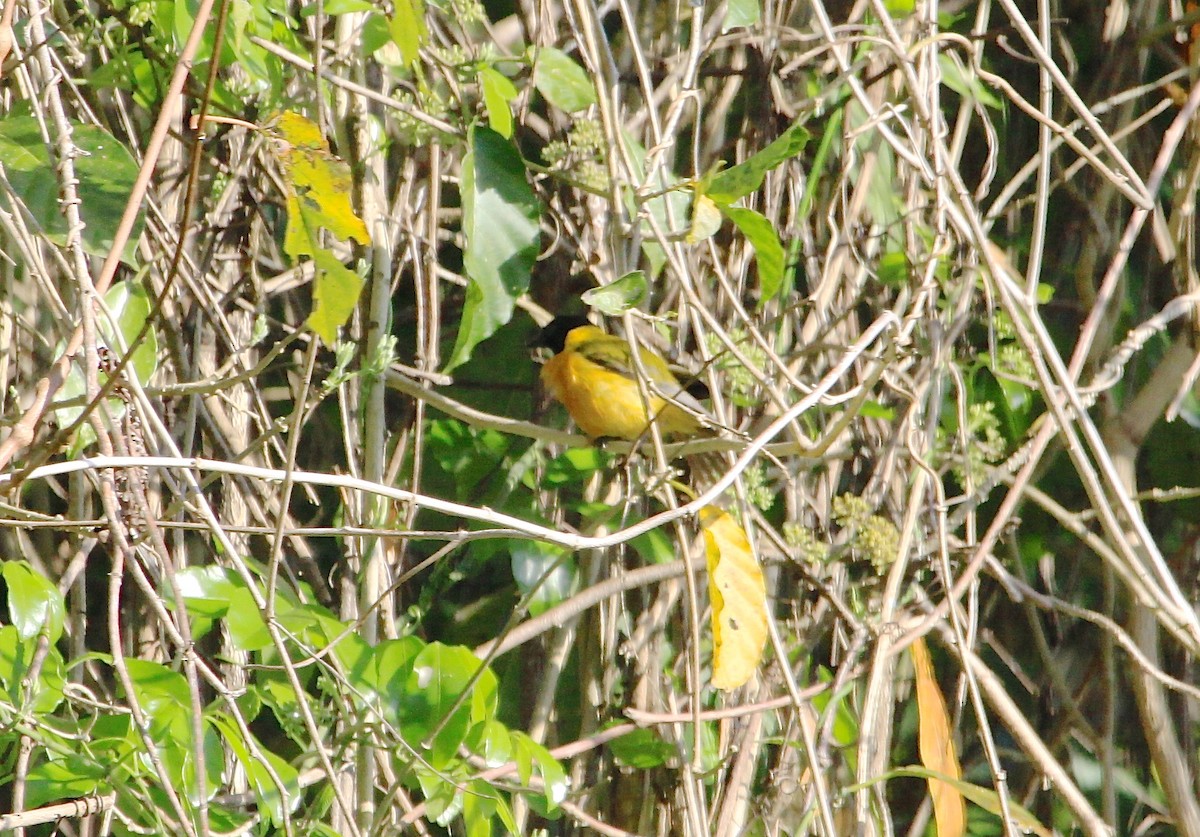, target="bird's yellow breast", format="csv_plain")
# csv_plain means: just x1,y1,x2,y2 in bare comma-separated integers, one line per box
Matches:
541,348,699,441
